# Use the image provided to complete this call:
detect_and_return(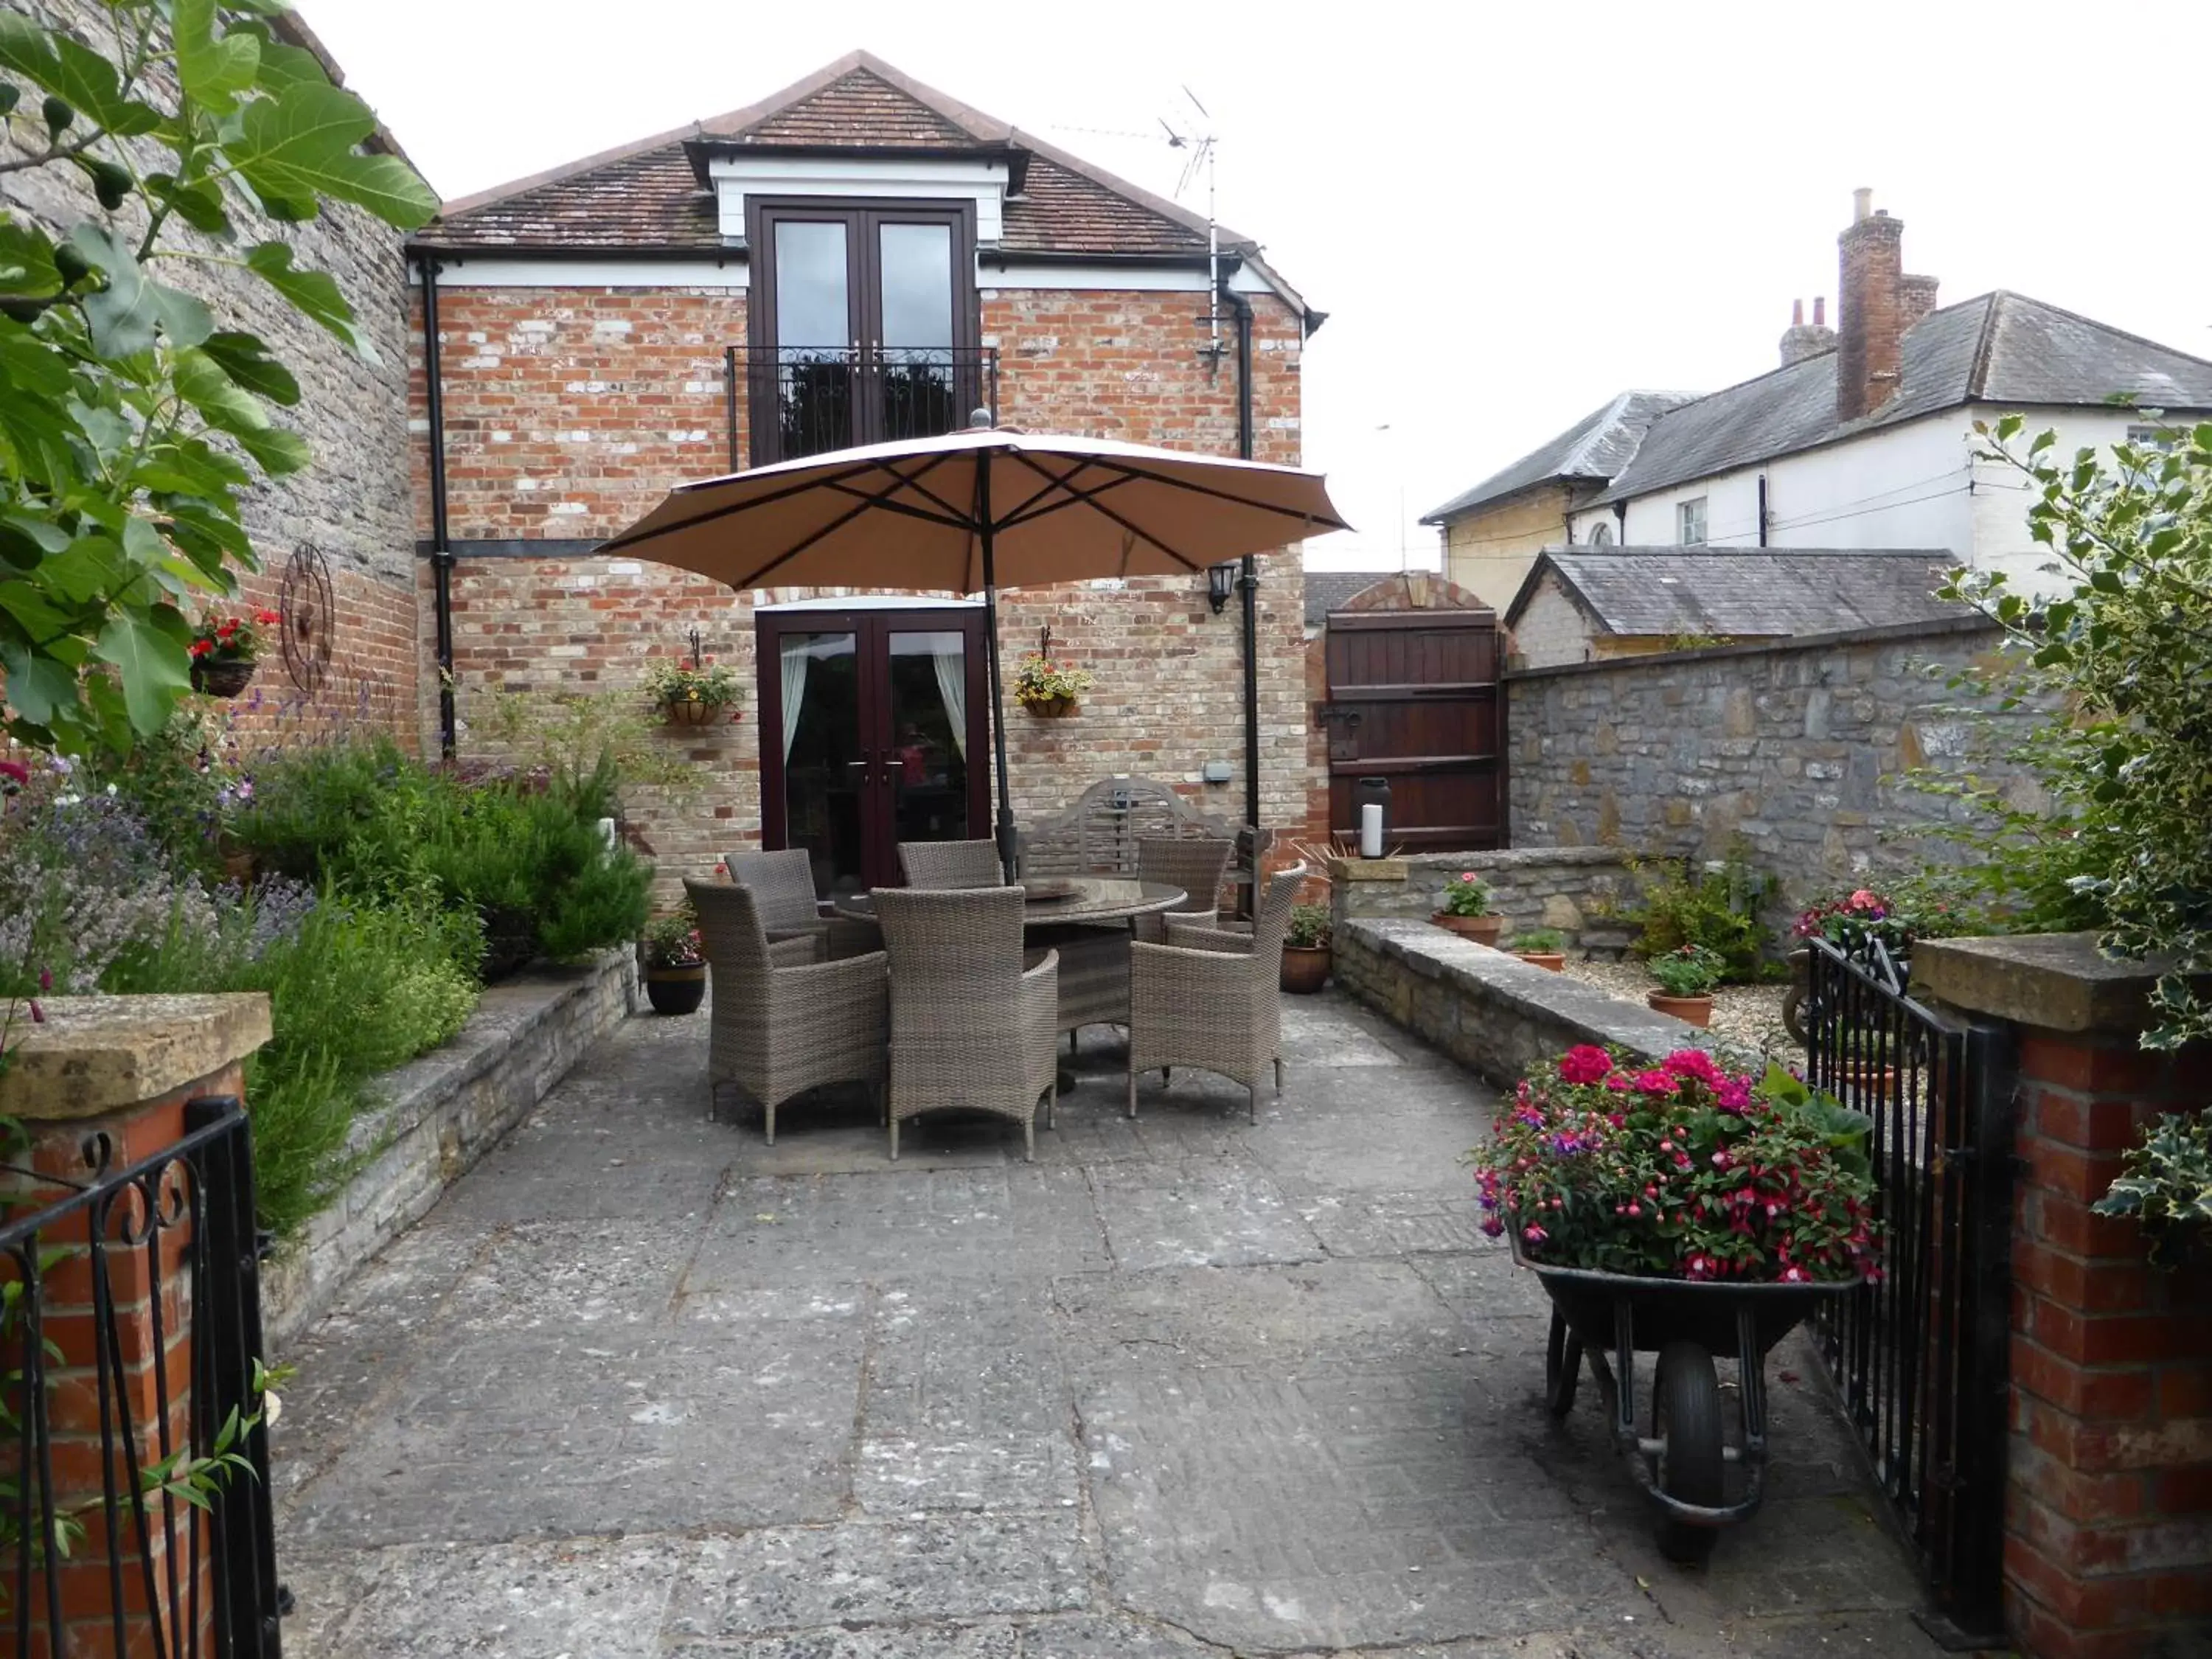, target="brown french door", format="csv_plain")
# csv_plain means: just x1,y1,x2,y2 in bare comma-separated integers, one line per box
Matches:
757,606,992,895
748,199,980,464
